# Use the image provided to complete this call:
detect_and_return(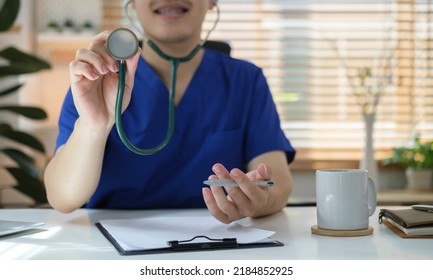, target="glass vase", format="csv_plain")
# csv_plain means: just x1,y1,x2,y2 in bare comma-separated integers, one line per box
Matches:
360,112,380,189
